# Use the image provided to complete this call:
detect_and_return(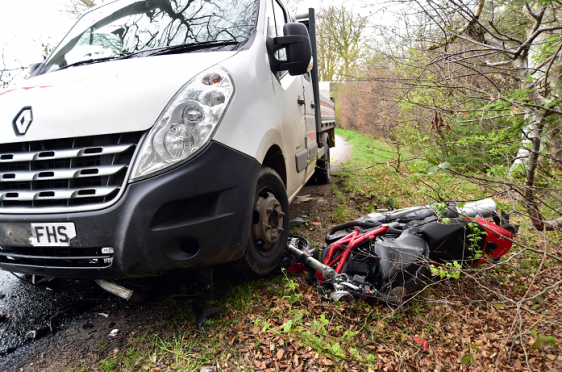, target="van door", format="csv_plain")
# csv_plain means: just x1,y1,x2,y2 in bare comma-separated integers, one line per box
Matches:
267,0,307,198
302,72,318,180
